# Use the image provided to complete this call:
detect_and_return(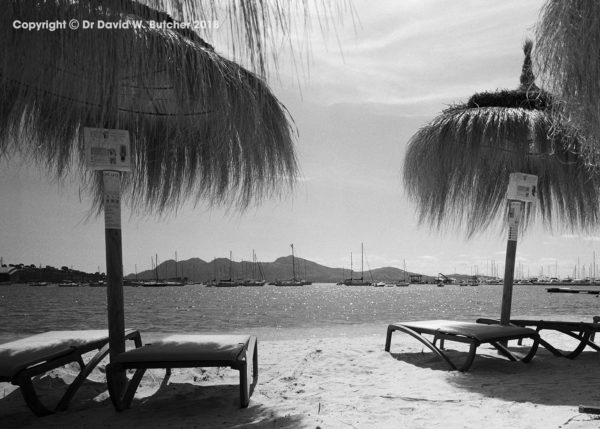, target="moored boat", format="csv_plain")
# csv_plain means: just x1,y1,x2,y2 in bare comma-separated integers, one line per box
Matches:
396,259,410,287
343,243,373,286
241,250,266,286
215,251,239,287
274,244,305,287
